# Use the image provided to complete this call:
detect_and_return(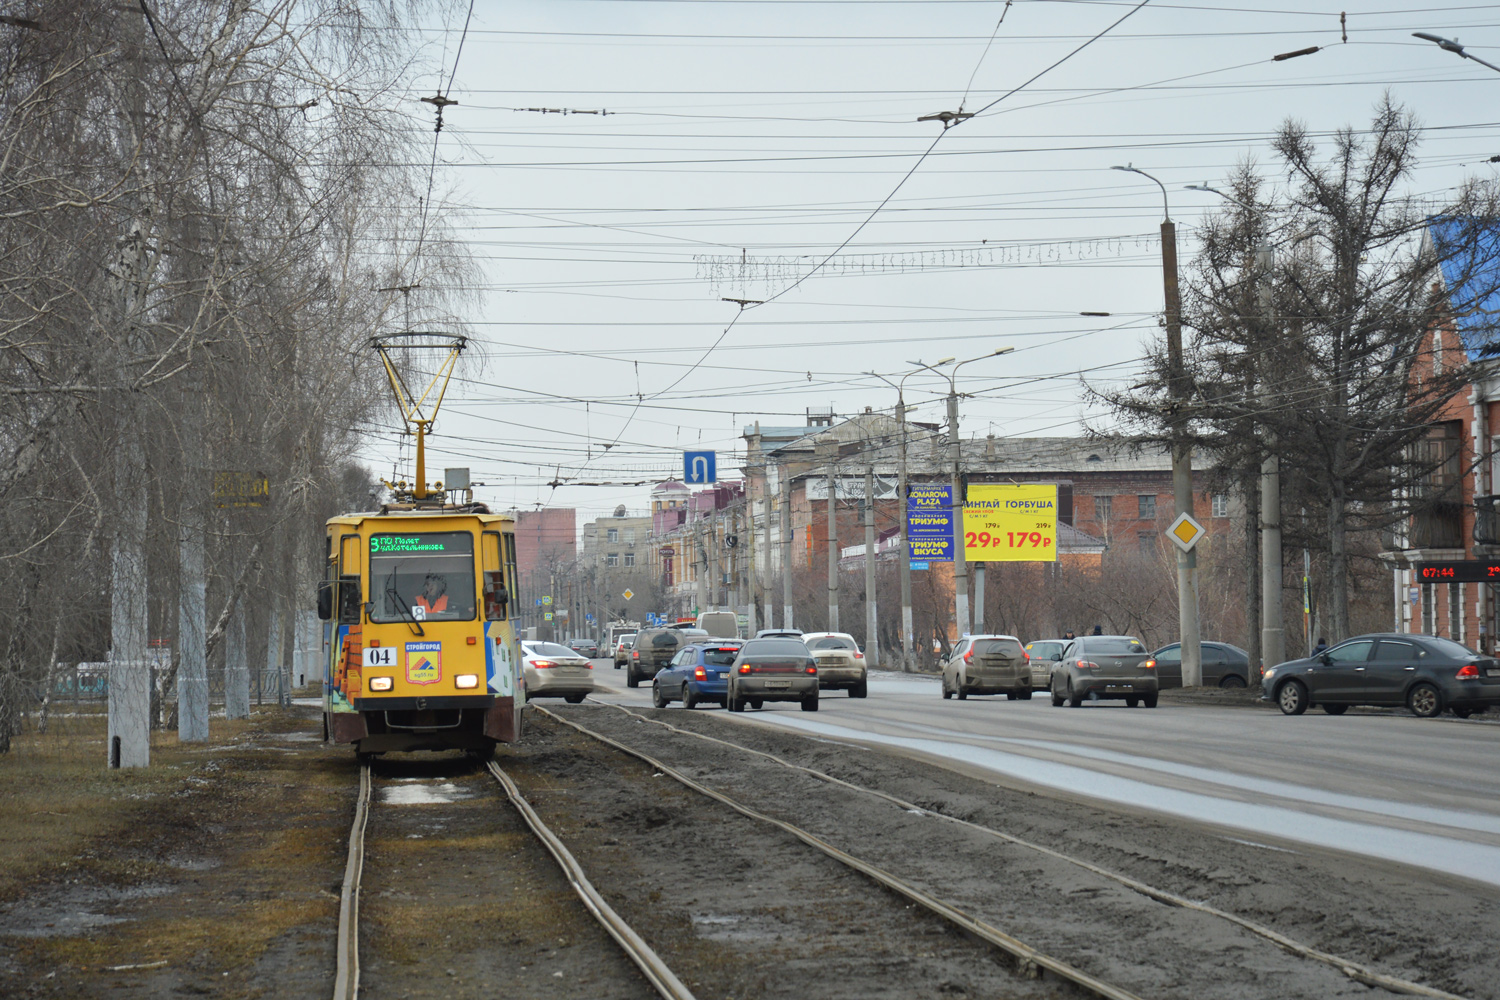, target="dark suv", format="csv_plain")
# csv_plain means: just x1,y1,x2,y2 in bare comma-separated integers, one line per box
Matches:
627,626,708,688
